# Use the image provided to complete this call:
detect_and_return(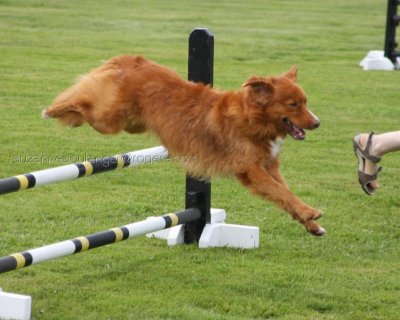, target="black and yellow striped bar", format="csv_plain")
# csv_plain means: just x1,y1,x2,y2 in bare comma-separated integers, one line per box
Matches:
72,227,130,253
76,154,131,178
0,146,167,196
0,174,36,194
0,208,201,274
